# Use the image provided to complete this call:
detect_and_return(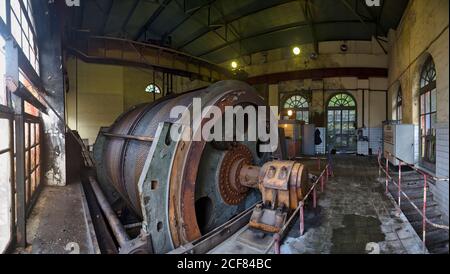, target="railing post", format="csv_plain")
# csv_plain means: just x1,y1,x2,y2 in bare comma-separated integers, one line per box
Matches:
321,174,325,192
313,186,317,208
422,174,428,254
273,233,281,254
378,151,382,179
299,201,305,236
398,161,402,211
385,158,389,194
